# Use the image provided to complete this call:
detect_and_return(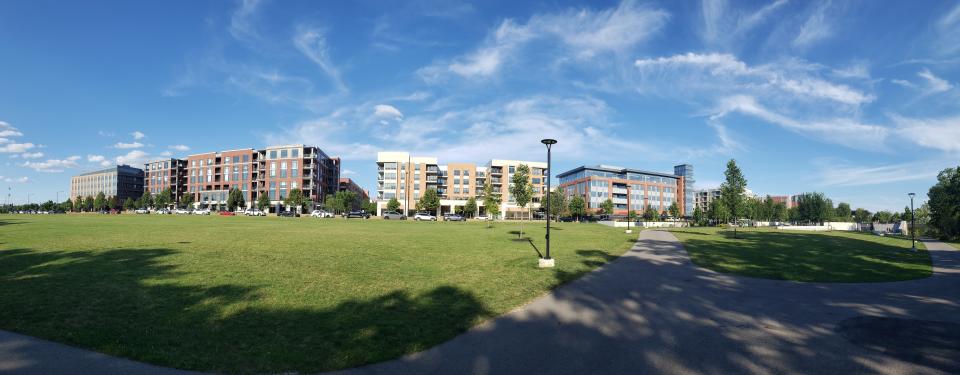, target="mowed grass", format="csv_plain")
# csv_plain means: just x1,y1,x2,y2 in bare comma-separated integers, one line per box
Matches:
0,215,634,373
667,227,932,283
